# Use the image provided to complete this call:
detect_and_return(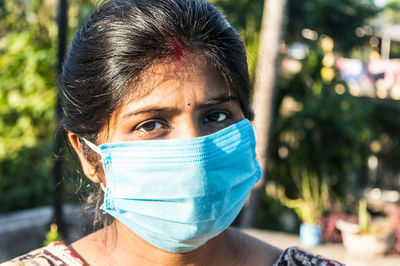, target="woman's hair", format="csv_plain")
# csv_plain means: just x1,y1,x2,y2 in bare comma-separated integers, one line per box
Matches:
60,0,253,228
